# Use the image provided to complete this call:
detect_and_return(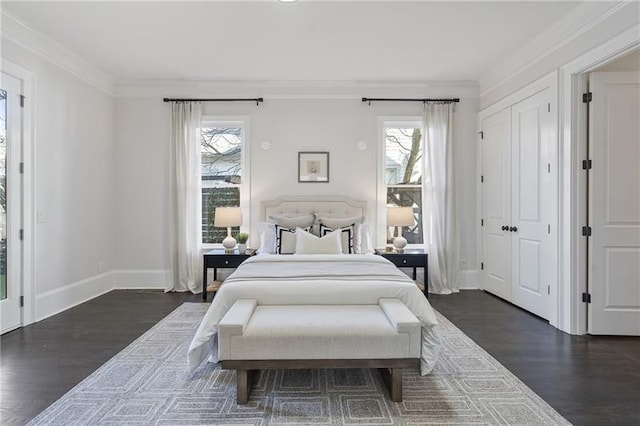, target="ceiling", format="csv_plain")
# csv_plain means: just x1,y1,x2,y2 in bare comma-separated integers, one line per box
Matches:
2,1,583,84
